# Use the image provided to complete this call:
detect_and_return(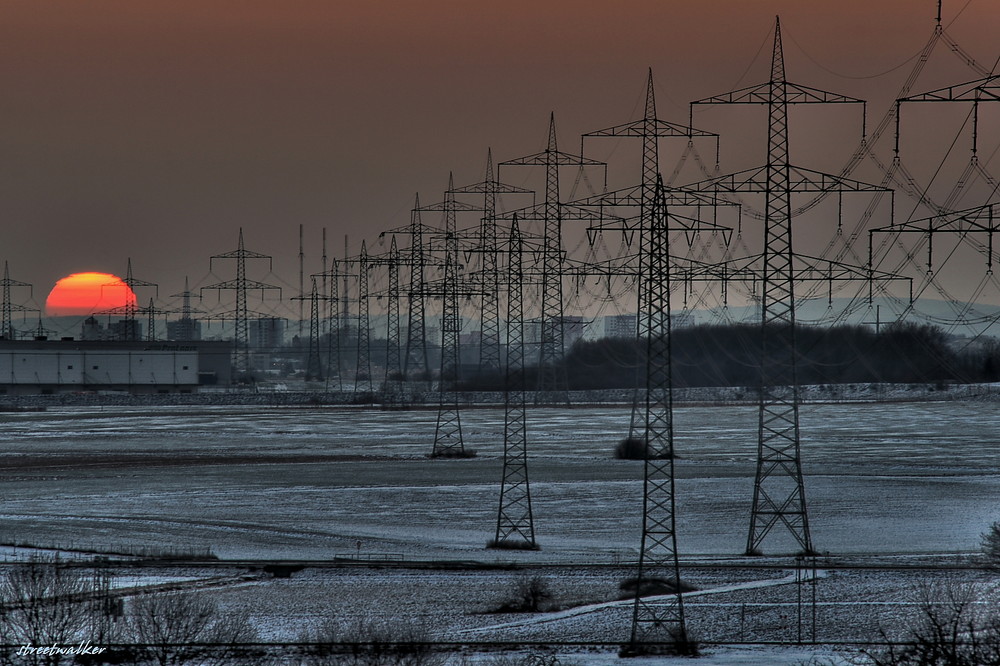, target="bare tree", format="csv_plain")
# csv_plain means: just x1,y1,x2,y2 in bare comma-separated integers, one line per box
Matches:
0,555,94,666
126,591,258,666
869,581,1000,666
